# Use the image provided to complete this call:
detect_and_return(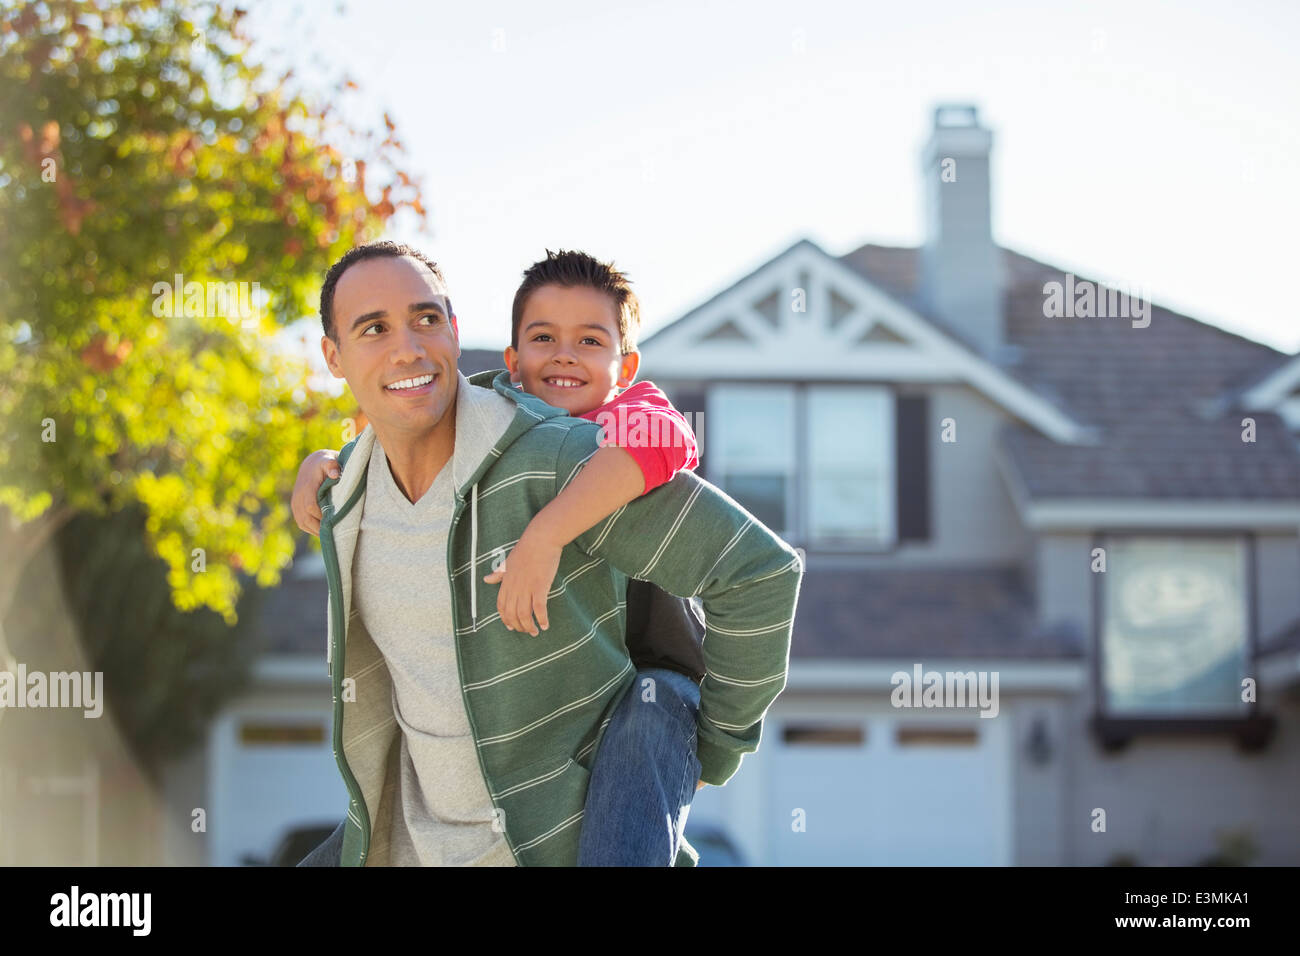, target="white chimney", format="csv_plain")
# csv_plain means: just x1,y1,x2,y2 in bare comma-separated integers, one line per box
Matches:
919,104,1003,359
